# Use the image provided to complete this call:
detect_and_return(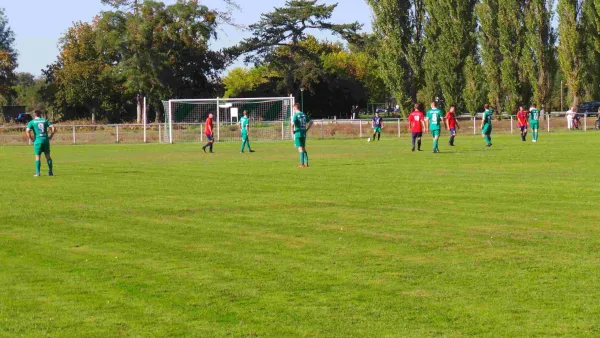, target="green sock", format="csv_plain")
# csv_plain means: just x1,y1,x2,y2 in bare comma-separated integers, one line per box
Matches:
484,136,490,145
299,152,304,165
47,159,53,173
241,140,245,152
433,139,438,151
246,139,251,151
304,152,308,166
35,160,41,174
535,132,539,141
